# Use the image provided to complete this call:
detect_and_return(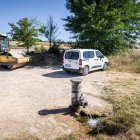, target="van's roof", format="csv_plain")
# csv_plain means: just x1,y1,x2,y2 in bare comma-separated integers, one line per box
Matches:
65,49,98,52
